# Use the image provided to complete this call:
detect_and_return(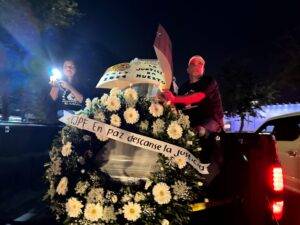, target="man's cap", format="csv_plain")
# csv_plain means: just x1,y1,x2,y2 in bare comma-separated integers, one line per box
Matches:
188,55,205,65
